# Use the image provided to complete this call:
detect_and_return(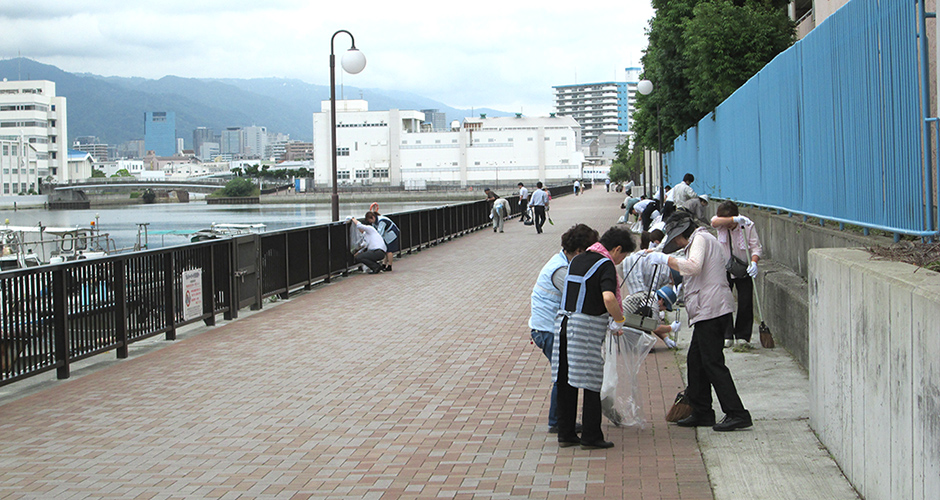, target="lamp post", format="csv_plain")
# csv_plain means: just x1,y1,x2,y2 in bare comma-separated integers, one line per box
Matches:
329,30,366,222
637,79,663,202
